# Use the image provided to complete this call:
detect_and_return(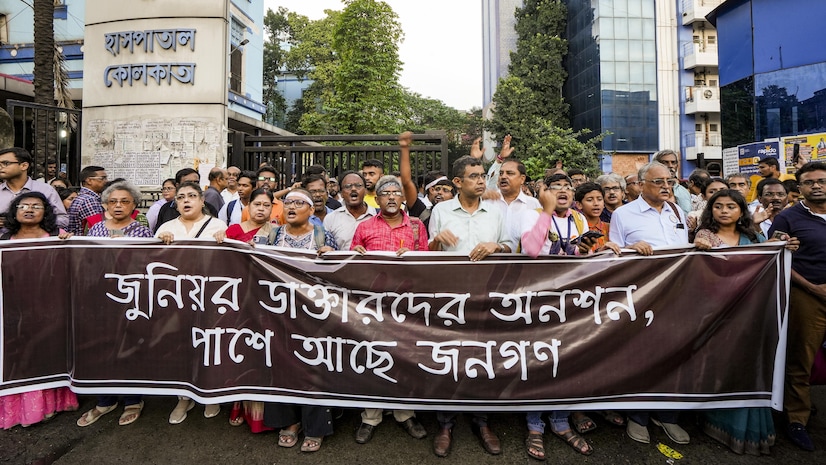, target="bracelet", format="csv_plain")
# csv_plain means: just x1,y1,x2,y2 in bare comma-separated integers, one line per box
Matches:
496,155,503,163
